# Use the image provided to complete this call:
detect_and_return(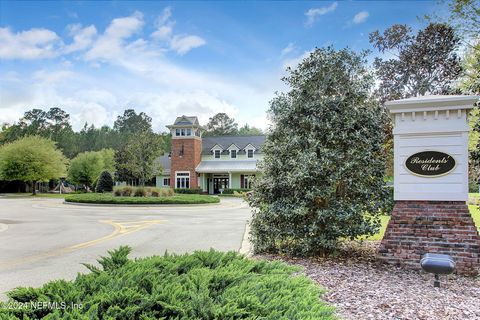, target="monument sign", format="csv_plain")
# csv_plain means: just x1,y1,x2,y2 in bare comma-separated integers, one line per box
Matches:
378,95,480,275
